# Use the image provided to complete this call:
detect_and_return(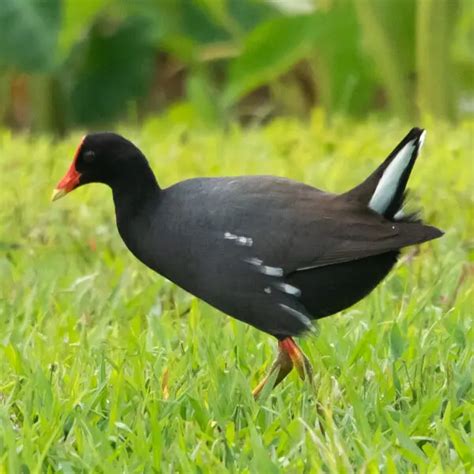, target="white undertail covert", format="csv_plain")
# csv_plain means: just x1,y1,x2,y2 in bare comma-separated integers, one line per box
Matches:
368,131,426,215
